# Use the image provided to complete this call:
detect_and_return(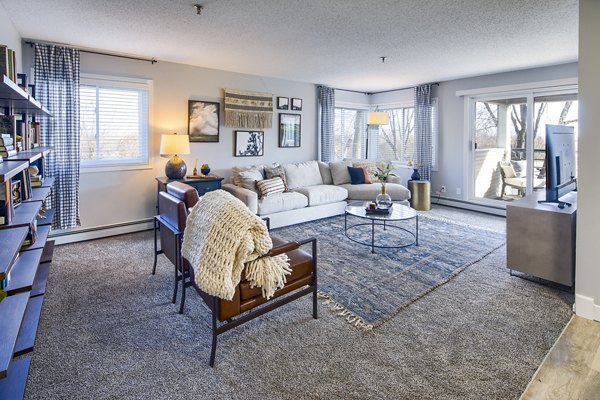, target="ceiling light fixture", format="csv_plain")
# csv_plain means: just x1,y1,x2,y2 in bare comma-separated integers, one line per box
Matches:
380,56,386,63
194,4,203,15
